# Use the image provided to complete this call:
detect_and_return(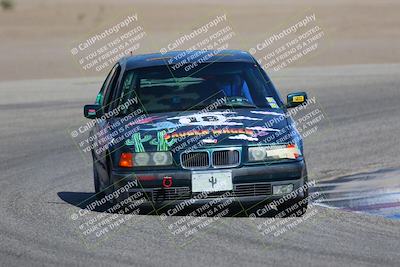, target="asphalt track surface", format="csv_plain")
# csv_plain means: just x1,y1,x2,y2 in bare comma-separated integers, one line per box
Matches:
1,64,400,266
